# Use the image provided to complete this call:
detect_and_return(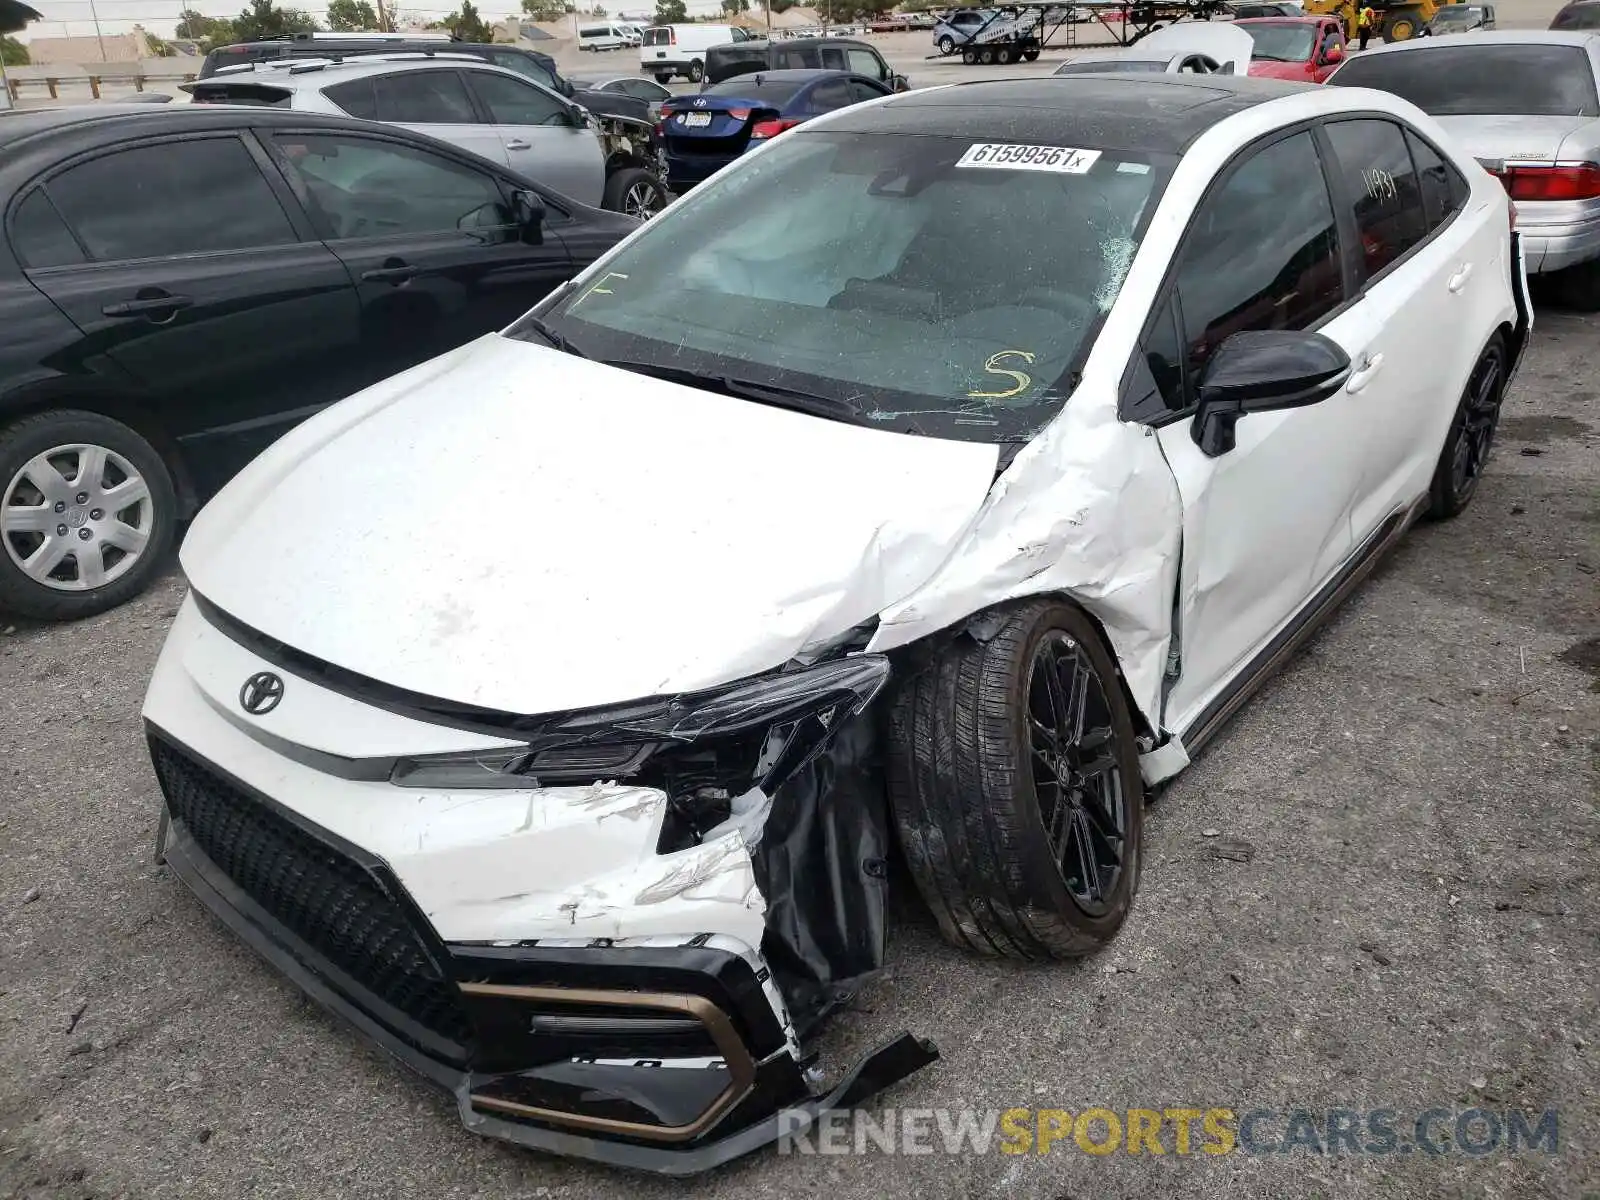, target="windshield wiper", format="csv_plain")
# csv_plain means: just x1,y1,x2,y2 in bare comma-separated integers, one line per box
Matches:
602,359,882,426
520,315,589,359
